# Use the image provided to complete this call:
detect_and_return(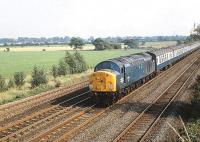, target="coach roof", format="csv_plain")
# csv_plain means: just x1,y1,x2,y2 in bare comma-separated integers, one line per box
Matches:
149,48,173,56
